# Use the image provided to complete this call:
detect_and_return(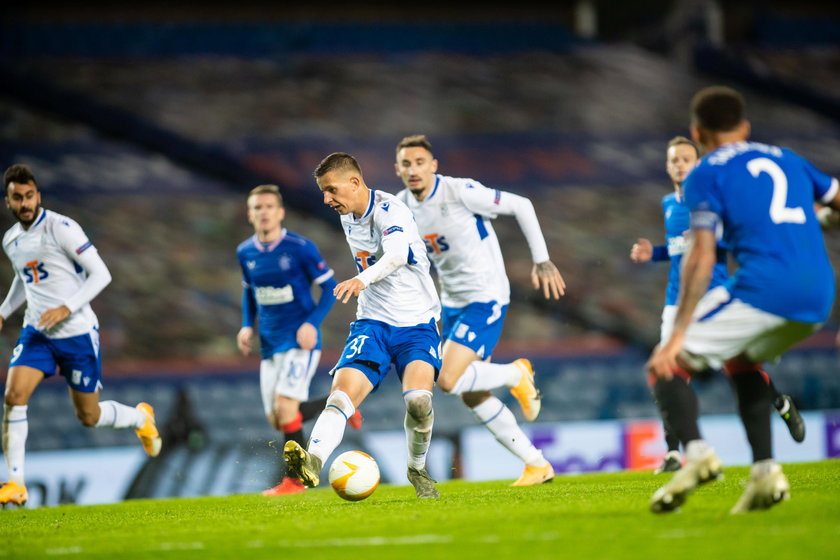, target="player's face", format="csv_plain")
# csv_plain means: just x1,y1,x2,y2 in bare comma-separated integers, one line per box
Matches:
666,143,698,185
5,181,41,228
247,193,285,235
395,146,438,200
317,169,362,216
